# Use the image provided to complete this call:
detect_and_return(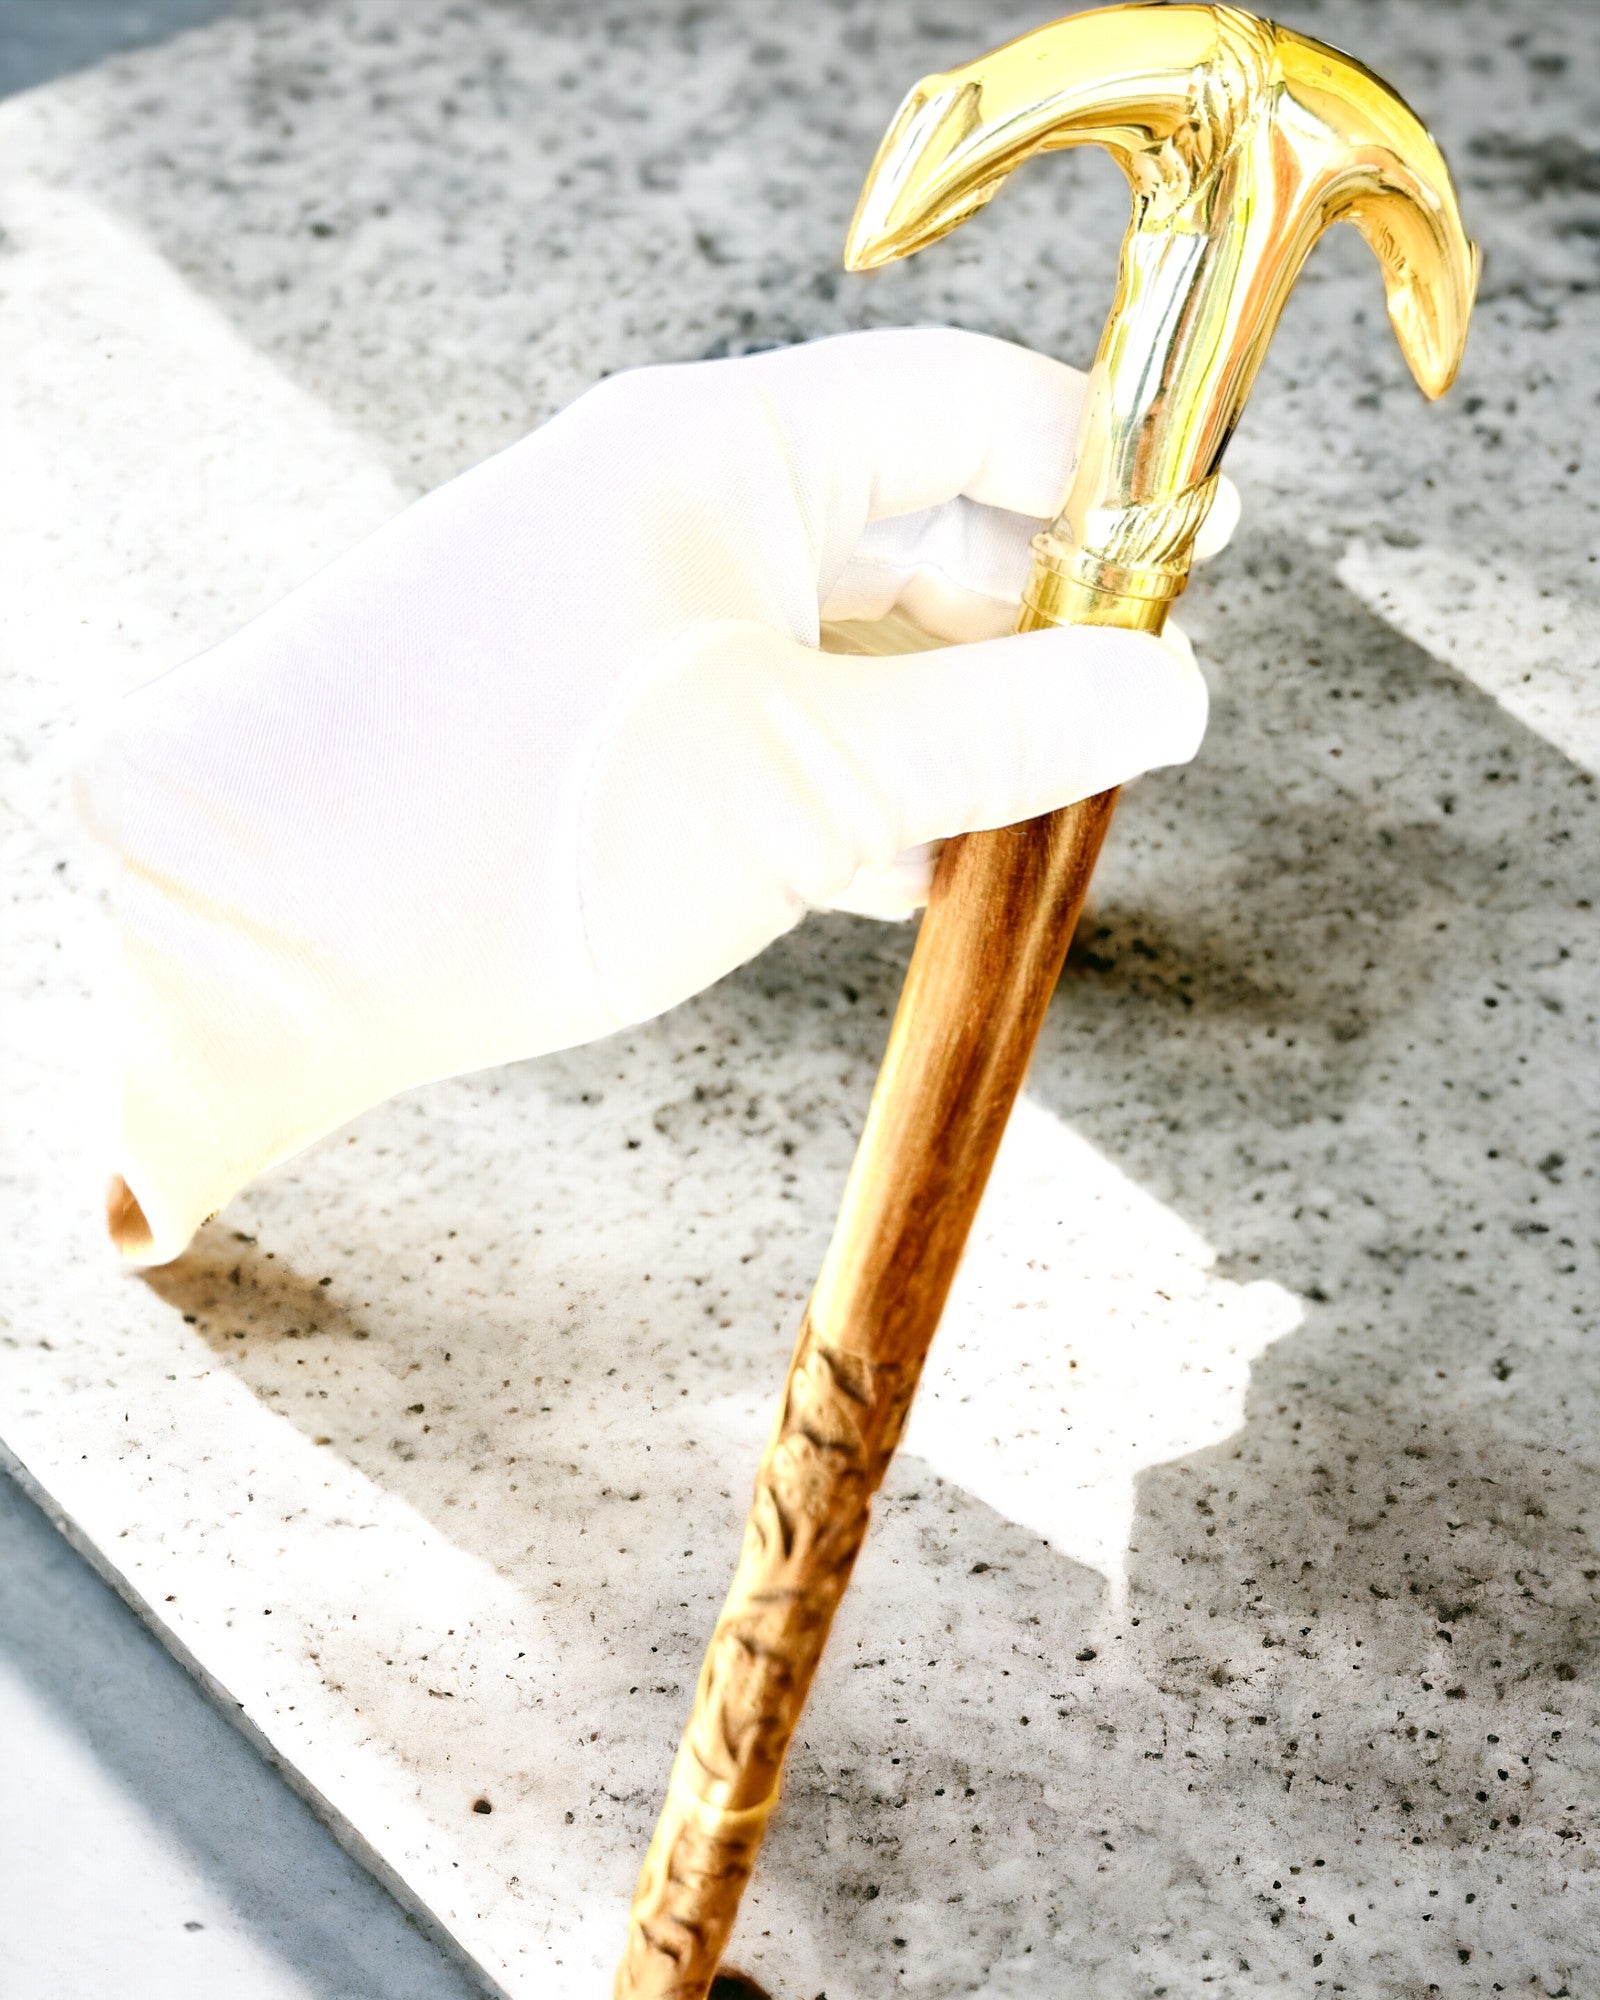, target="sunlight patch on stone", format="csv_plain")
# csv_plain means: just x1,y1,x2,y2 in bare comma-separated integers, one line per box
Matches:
1338,538,1600,777
0,173,403,713
904,1095,1303,1610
